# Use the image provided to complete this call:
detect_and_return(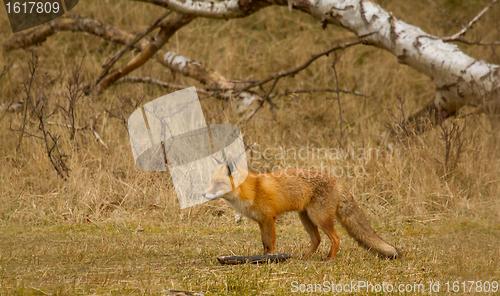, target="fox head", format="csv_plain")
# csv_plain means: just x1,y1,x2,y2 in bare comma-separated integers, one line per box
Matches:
202,157,245,200
202,165,234,200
